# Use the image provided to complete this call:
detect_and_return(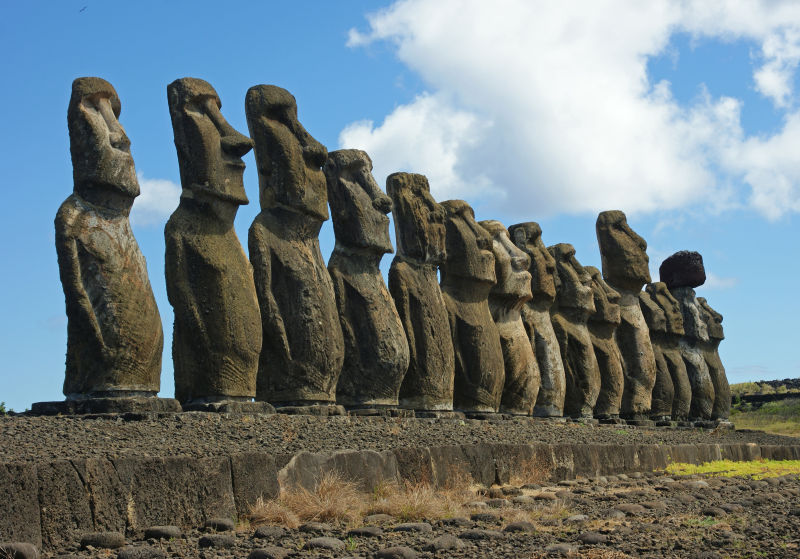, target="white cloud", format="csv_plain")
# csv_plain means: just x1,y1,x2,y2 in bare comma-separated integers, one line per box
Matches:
702,273,739,290
344,0,800,220
130,173,180,226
